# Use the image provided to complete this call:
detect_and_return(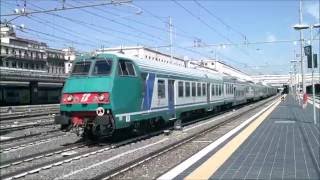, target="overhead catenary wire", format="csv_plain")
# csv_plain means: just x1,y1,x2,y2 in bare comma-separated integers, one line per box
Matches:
1,0,132,17
25,15,100,46
193,0,248,41
16,26,96,48
27,2,158,46
172,0,257,62
64,2,168,44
